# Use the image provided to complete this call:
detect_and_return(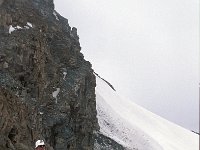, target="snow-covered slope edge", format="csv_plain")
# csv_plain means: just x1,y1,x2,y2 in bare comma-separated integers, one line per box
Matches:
95,75,199,150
